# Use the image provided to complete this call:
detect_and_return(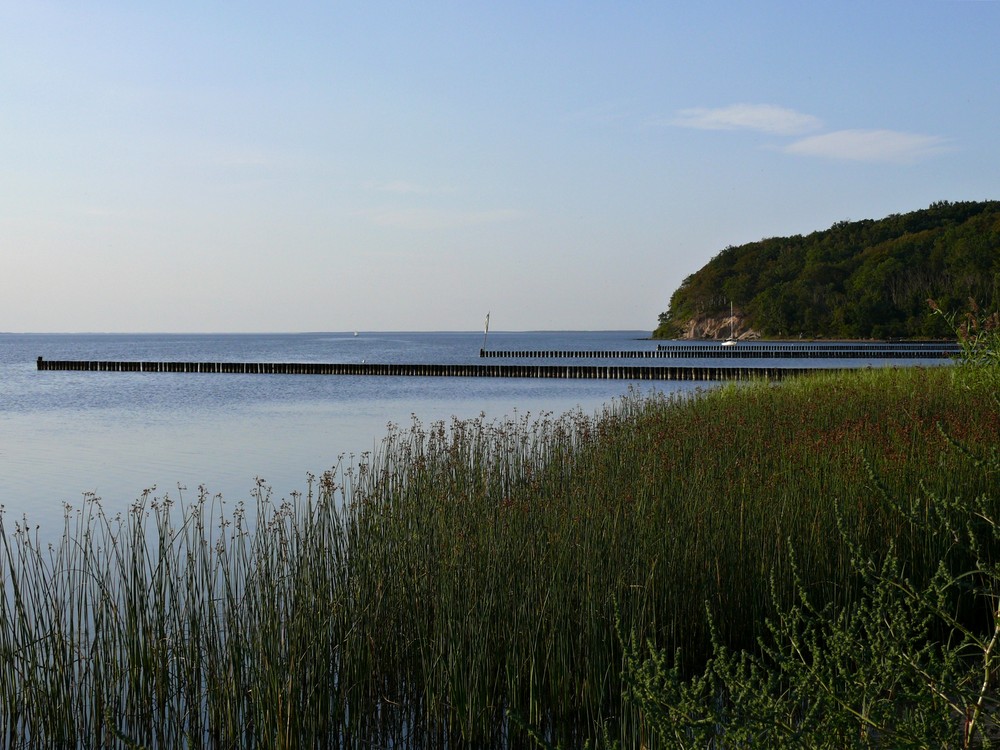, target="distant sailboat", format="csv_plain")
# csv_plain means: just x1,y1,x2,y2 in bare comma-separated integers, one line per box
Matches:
721,302,738,346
